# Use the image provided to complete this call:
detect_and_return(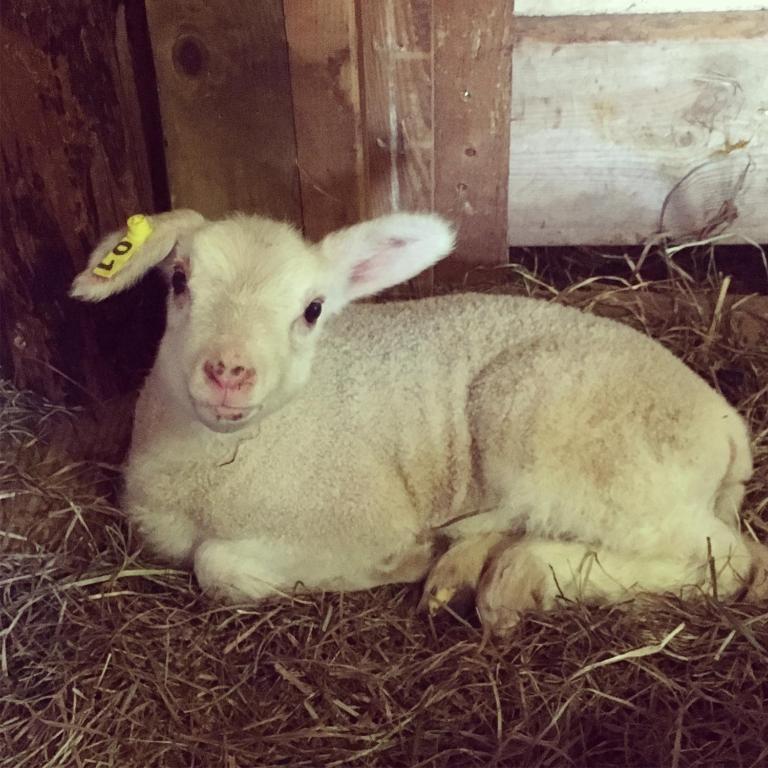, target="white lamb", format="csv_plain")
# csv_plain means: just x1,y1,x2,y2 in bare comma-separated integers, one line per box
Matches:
71,210,768,634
